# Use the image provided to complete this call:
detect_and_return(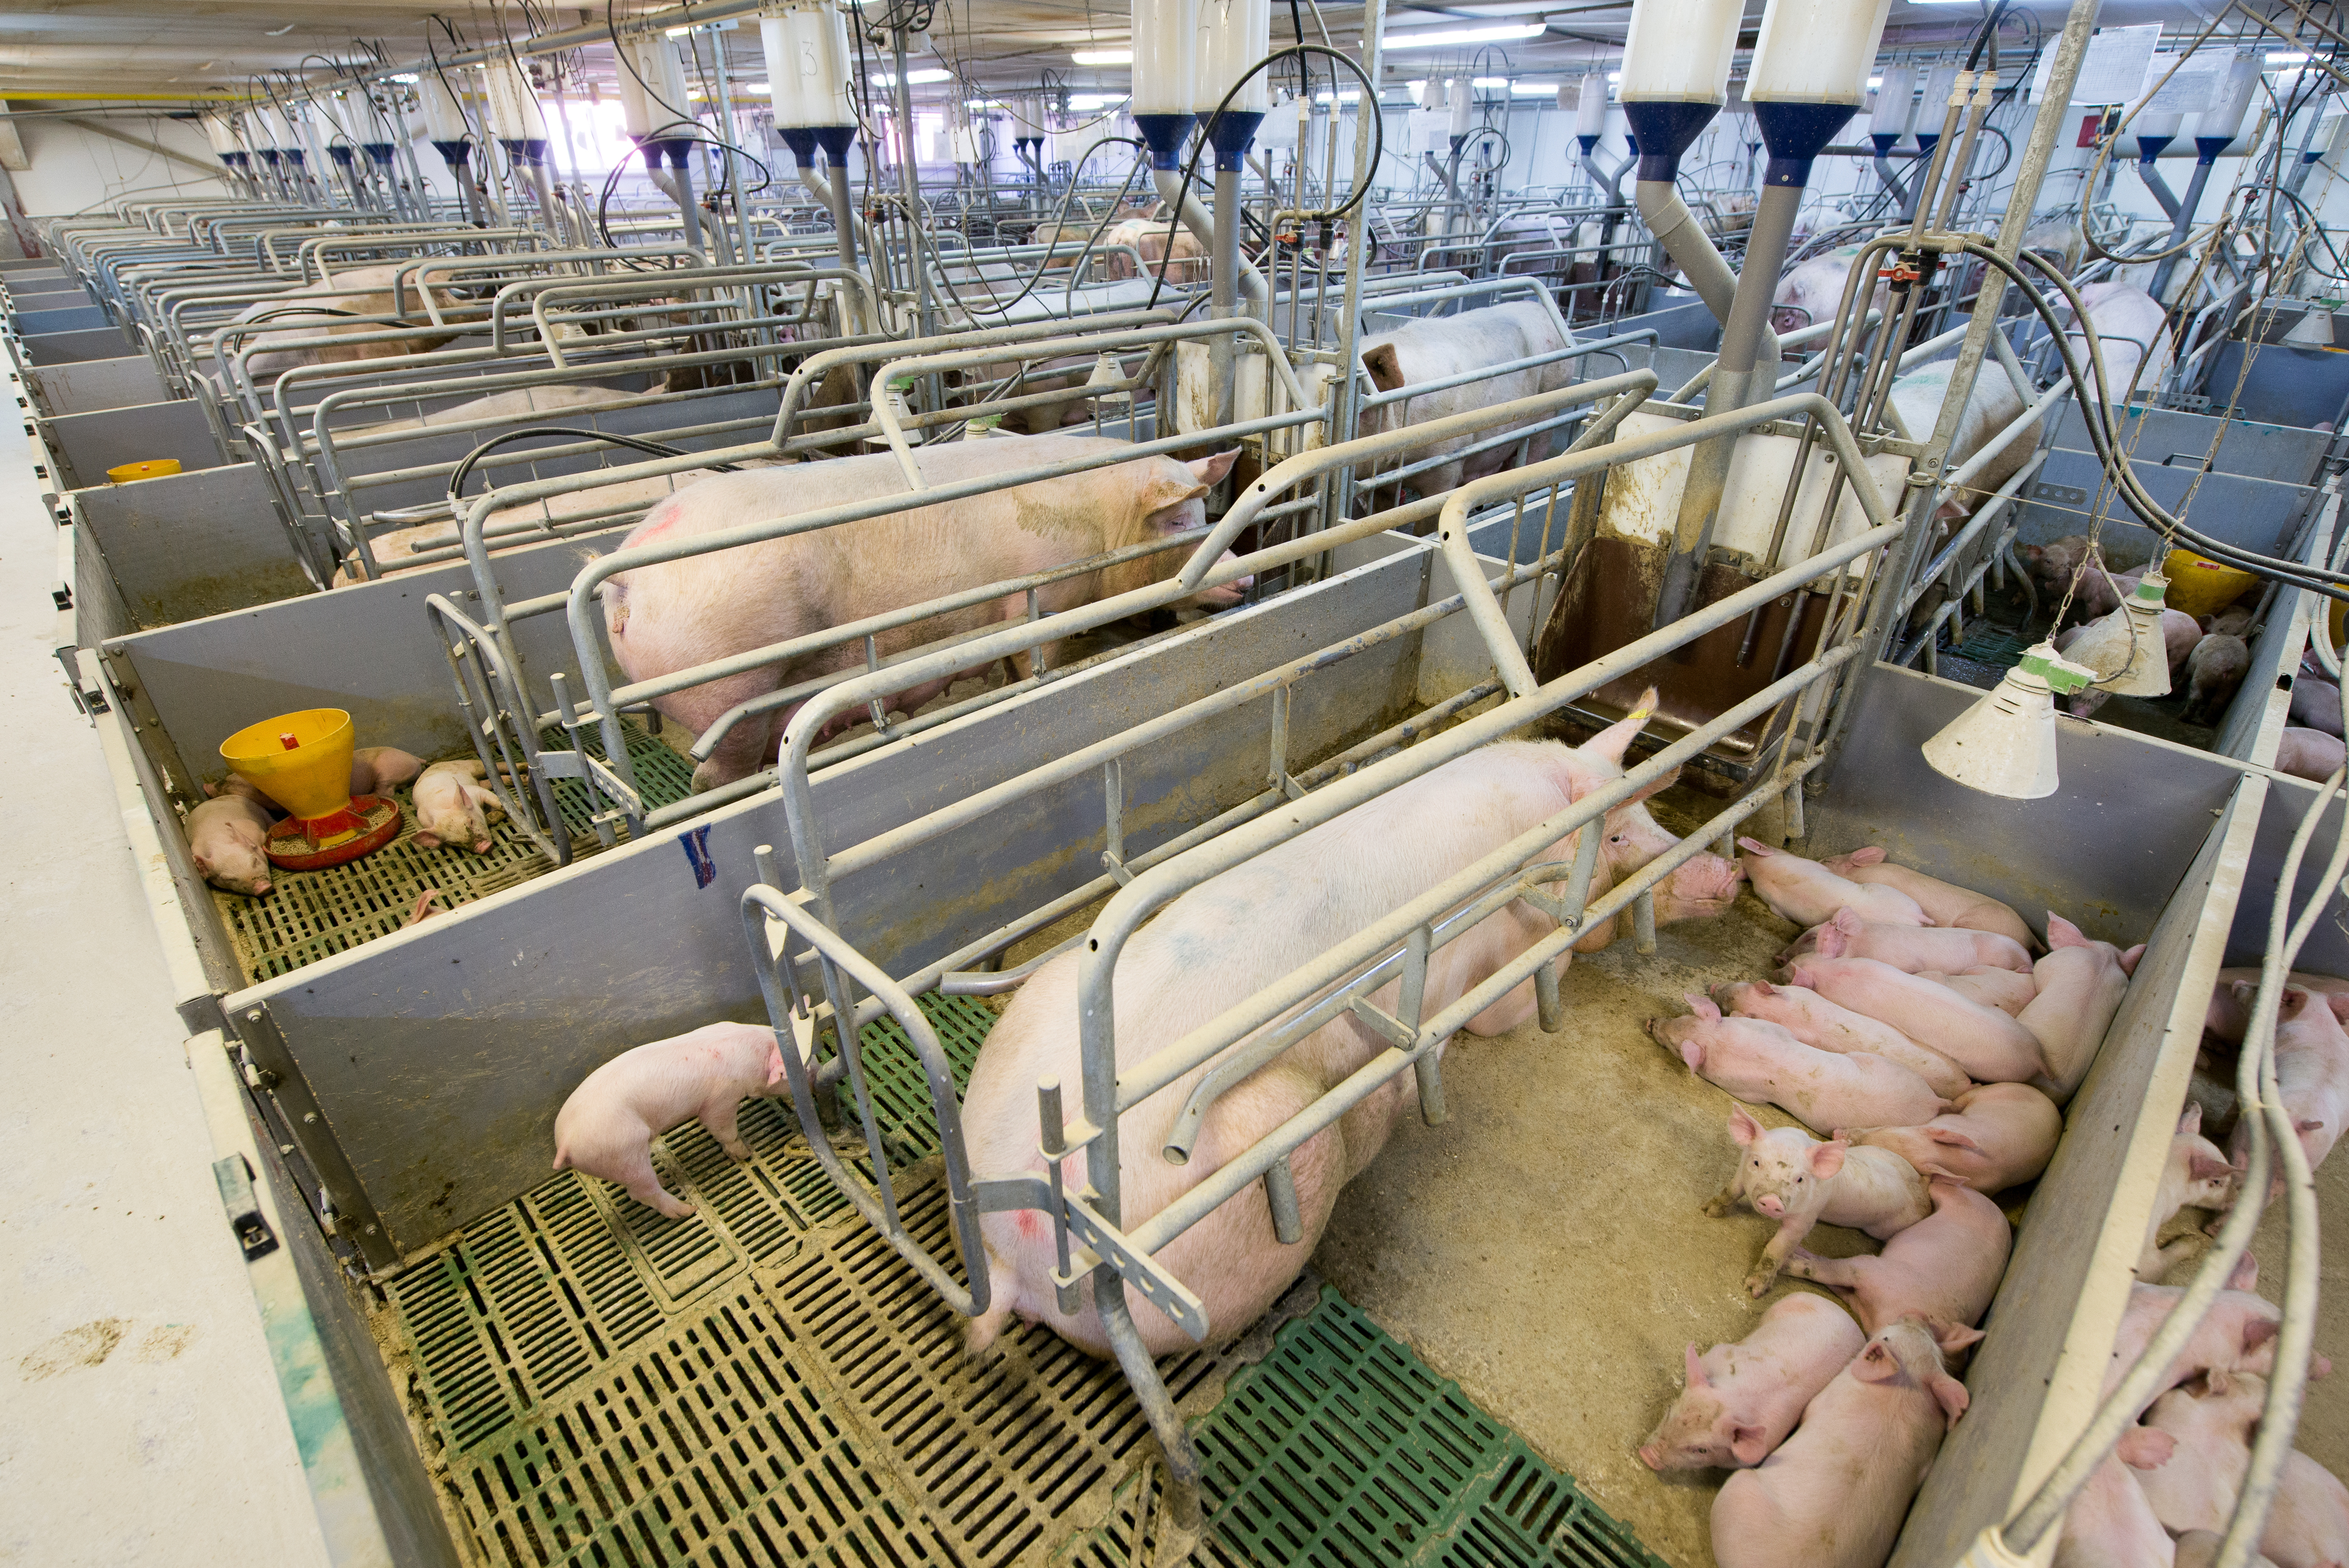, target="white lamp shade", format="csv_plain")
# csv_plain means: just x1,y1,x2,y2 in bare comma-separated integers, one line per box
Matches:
1575,71,1609,138
480,57,548,139
1198,0,1271,113
1132,0,1199,116
419,71,471,142
2067,576,2174,697
1869,62,1918,138
1621,0,1742,104
1749,0,1893,104
1923,675,2062,798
